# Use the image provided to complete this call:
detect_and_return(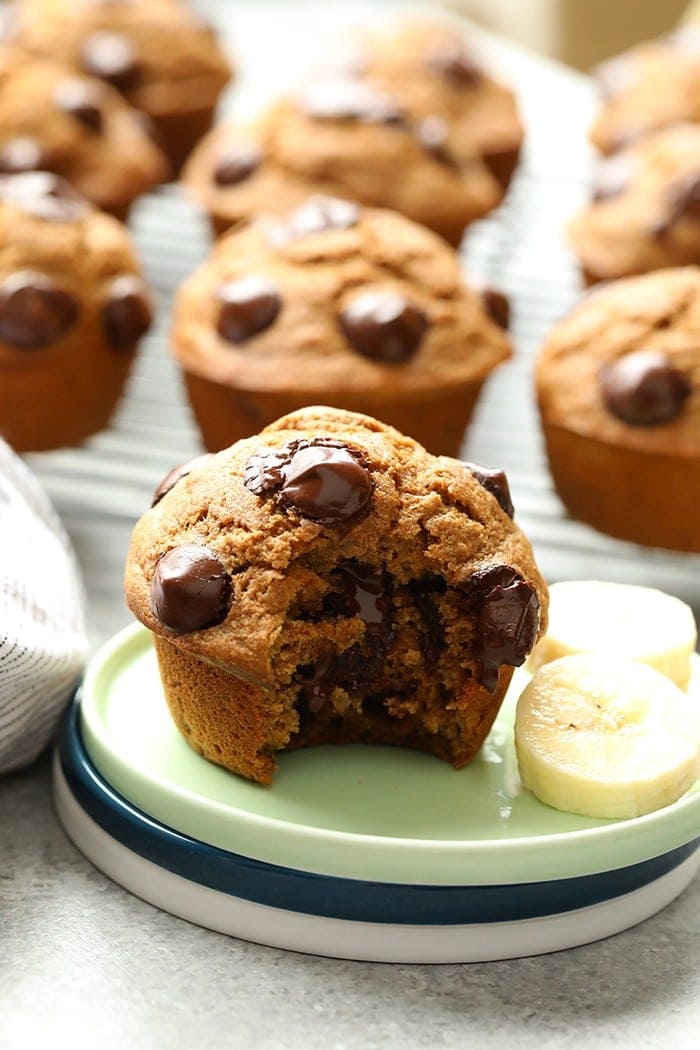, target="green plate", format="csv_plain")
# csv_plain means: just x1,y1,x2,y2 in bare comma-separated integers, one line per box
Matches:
80,624,700,886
